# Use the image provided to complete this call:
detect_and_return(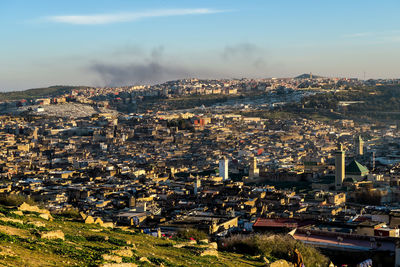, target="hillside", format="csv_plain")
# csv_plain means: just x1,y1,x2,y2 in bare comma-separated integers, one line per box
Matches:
0,202,329,266
0,203,268,267
294,73,323,79
0,86,88,101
